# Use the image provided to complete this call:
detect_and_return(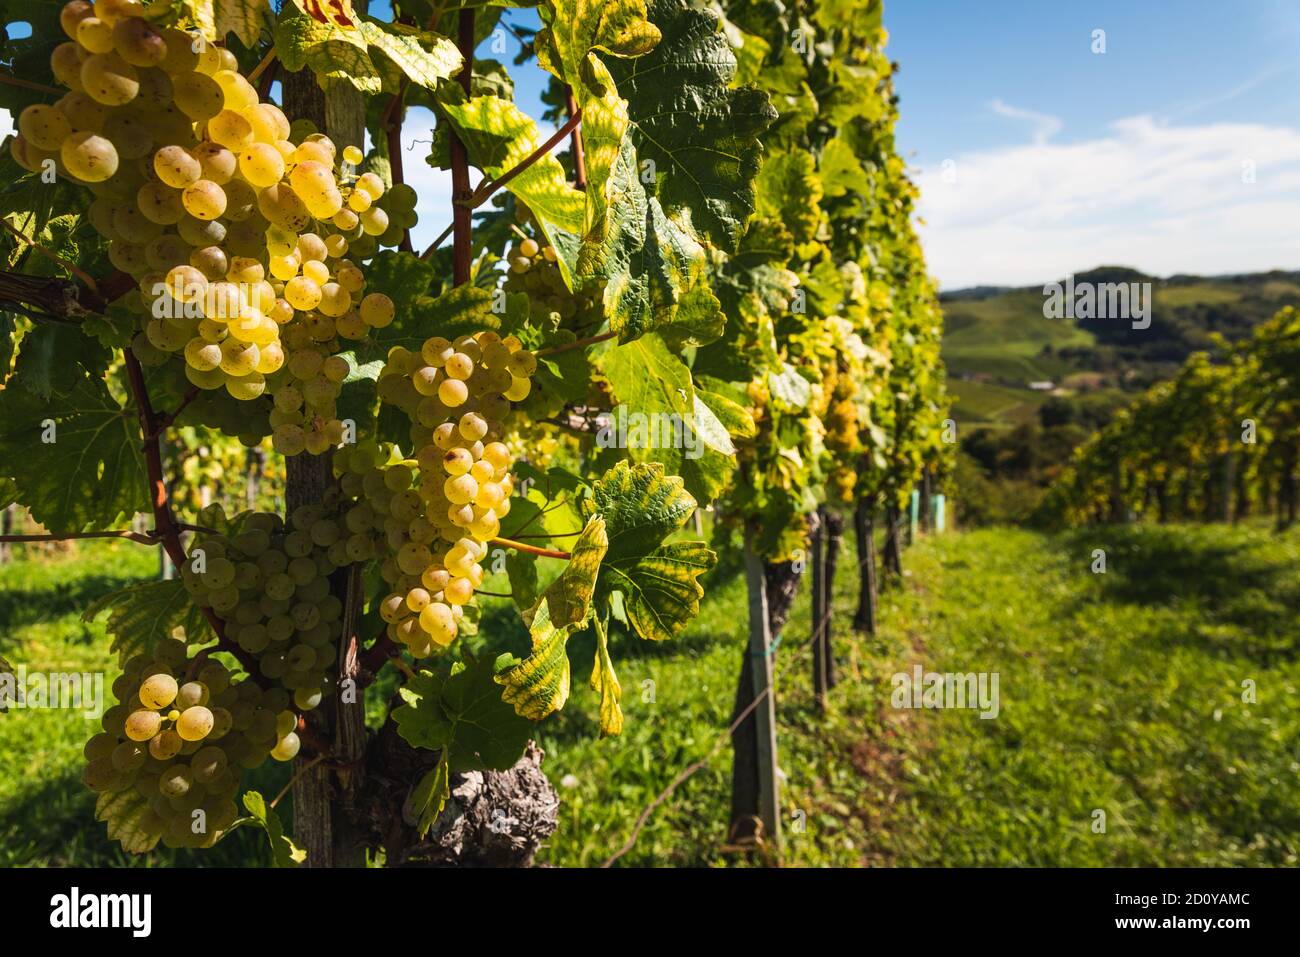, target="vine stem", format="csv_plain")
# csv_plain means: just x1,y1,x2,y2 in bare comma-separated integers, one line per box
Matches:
1,218,102,295
490,536,571,560
247,47,277,84
0,530,159,546
565,85,587,189
272,753,325,808
420,108,583,261
448,7,476,284
465,108,583,208
359,634,398,680
145,385,201,440
122,347,264,680
536,329,616,357
0,74,59,95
